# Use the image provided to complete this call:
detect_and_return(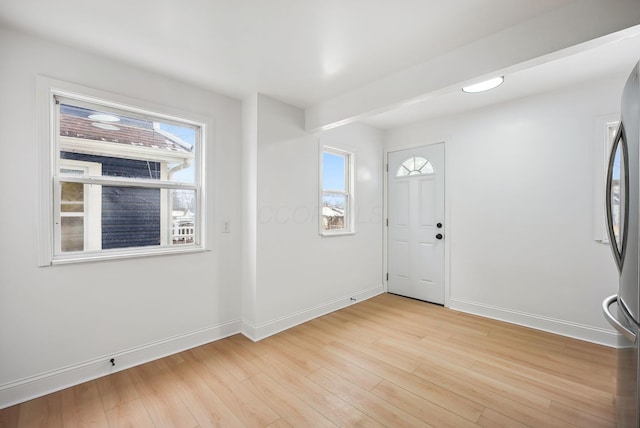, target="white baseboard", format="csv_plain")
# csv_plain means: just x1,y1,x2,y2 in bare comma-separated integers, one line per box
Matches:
242,285,384,342
448,298,618,347
0,320,242,410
